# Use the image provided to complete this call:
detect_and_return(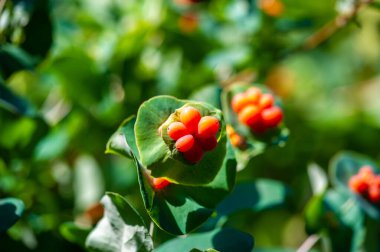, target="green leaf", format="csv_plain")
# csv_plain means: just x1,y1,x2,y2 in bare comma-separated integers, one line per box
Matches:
105,116,137,159
0,44,37,78
154,228,254,252
60,222,91,248
135,95,227,185
0,81,37,117
85,193,153,252
0,198,24,232
329,151,380,220
203,179,289,229
114,116,236,235
221,83,289,170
